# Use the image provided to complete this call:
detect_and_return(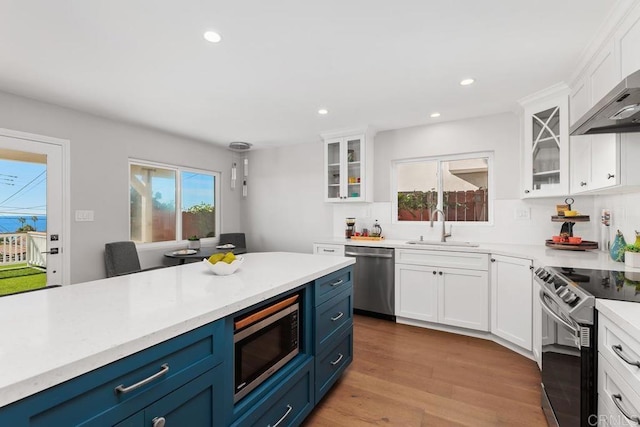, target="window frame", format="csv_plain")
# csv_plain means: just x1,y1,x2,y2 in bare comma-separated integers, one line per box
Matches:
391,151,494,226
128,159,221,247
